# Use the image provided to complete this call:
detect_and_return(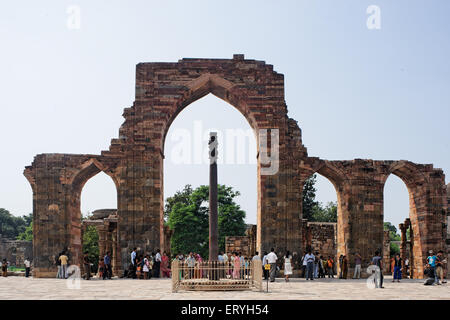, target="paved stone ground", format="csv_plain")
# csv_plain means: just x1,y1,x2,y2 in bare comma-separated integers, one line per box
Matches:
0,276,448,300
